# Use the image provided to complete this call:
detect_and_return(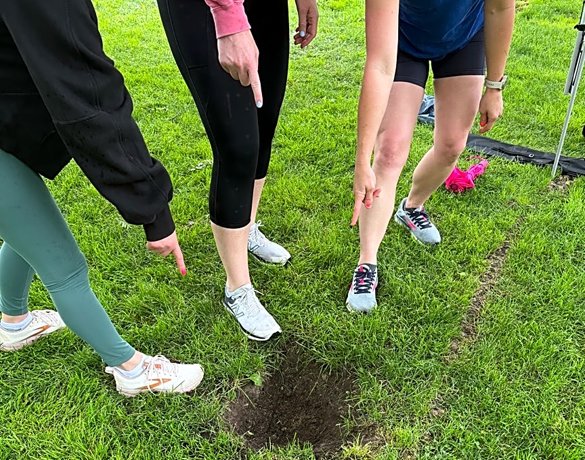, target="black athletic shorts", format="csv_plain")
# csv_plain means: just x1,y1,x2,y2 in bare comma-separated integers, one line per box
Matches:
395,29,485,88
